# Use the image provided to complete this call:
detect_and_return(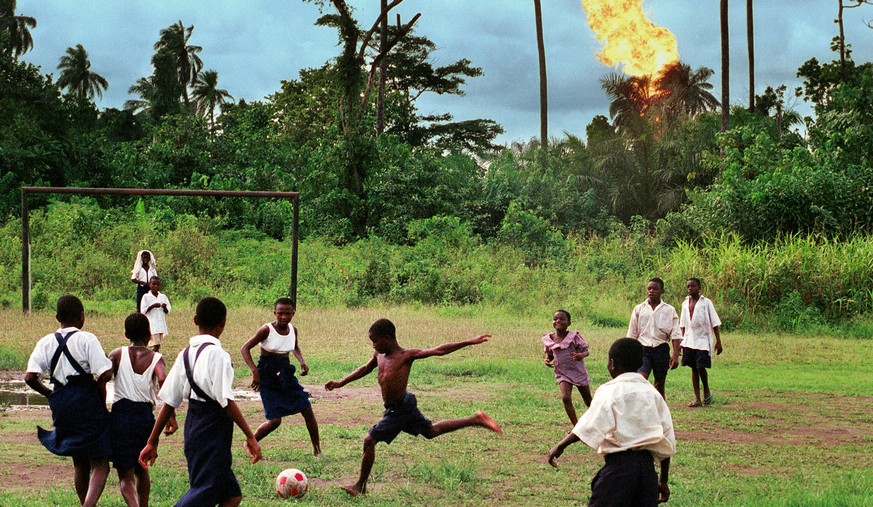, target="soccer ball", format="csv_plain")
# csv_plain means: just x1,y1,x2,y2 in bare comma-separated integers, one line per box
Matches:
275,468,308,499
